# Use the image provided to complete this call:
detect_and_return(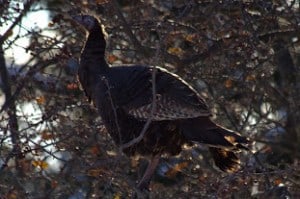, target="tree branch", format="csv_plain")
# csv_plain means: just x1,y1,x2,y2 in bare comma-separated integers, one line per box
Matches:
110,0,143,52
0,57,59,114
120,43,161,150
0,0,35,45
0,41,21,174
